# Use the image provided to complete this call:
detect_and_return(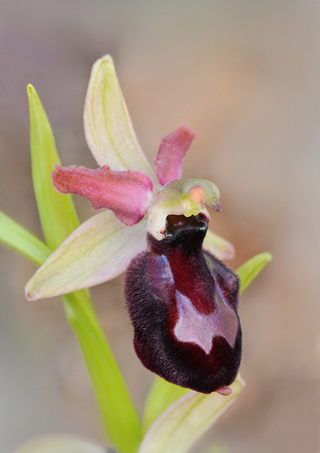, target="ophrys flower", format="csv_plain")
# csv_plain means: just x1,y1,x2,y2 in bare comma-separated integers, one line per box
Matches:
26,55,240,394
